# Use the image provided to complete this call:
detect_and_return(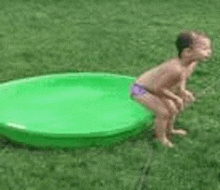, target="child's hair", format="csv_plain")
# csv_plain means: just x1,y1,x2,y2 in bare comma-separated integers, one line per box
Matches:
175,30,209,58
